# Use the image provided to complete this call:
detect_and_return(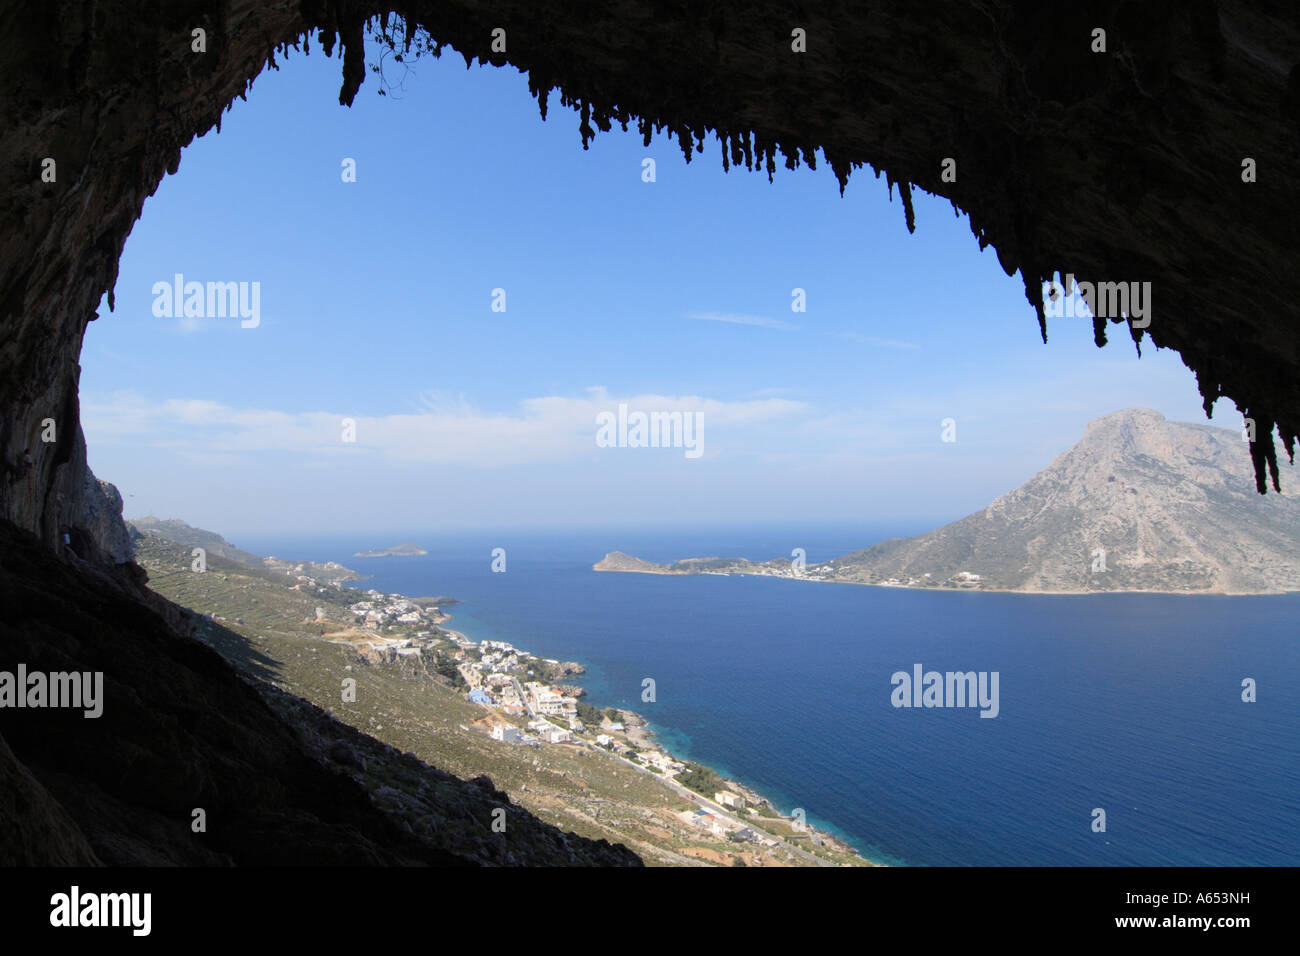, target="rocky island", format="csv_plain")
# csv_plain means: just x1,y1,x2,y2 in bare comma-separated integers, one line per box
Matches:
355,542,429,558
